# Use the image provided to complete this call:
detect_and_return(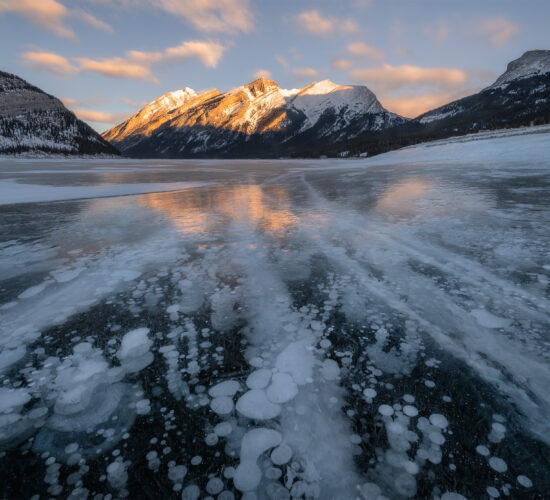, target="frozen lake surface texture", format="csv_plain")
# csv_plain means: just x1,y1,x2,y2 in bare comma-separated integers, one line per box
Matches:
0,128,549,499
